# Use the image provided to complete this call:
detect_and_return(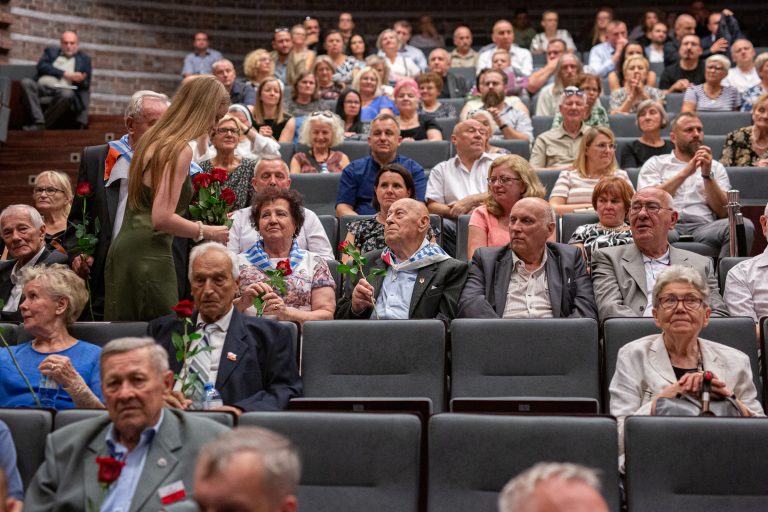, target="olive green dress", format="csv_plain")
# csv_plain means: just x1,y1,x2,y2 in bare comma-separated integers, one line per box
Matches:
104,178,193,321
